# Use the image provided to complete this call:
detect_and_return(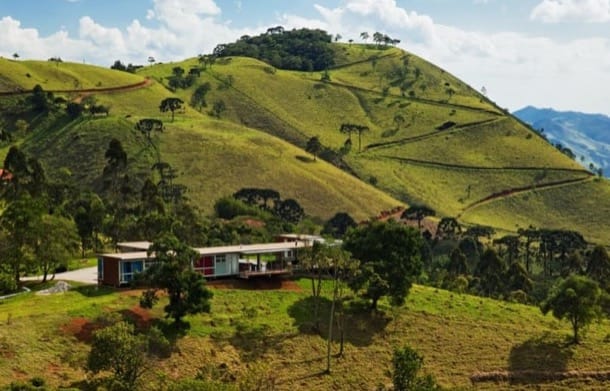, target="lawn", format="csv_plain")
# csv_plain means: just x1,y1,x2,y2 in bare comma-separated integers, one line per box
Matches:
1,279,609,390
